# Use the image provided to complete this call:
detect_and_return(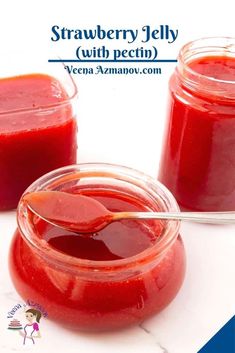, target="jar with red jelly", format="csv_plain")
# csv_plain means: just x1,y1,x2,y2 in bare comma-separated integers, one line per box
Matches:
0,58,78,210
158,37,235,211
9,163,186,331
